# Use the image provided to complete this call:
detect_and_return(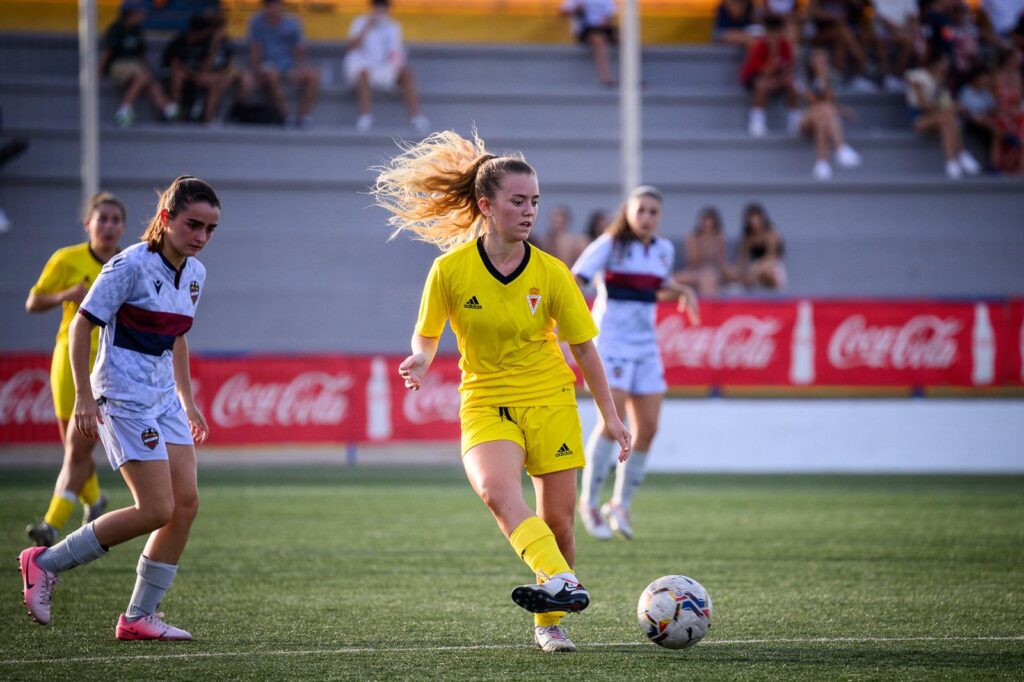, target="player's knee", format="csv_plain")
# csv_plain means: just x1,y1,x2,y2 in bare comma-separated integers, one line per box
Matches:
174,493,200,525
138,499,174,530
